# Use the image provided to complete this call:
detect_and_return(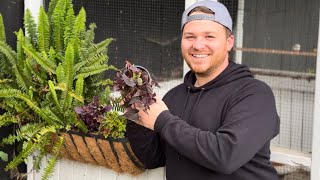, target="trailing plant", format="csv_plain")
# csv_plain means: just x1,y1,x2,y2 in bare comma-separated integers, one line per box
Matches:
0,0,119,179
113,61,159,121
75,96,126,138
75,96,112,132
